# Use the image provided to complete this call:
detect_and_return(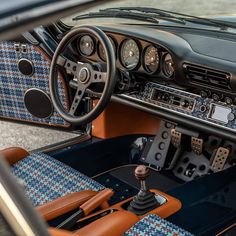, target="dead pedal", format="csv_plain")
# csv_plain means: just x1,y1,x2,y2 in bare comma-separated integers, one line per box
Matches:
210,147,229,172
171,129,182,148
191,137,203,155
